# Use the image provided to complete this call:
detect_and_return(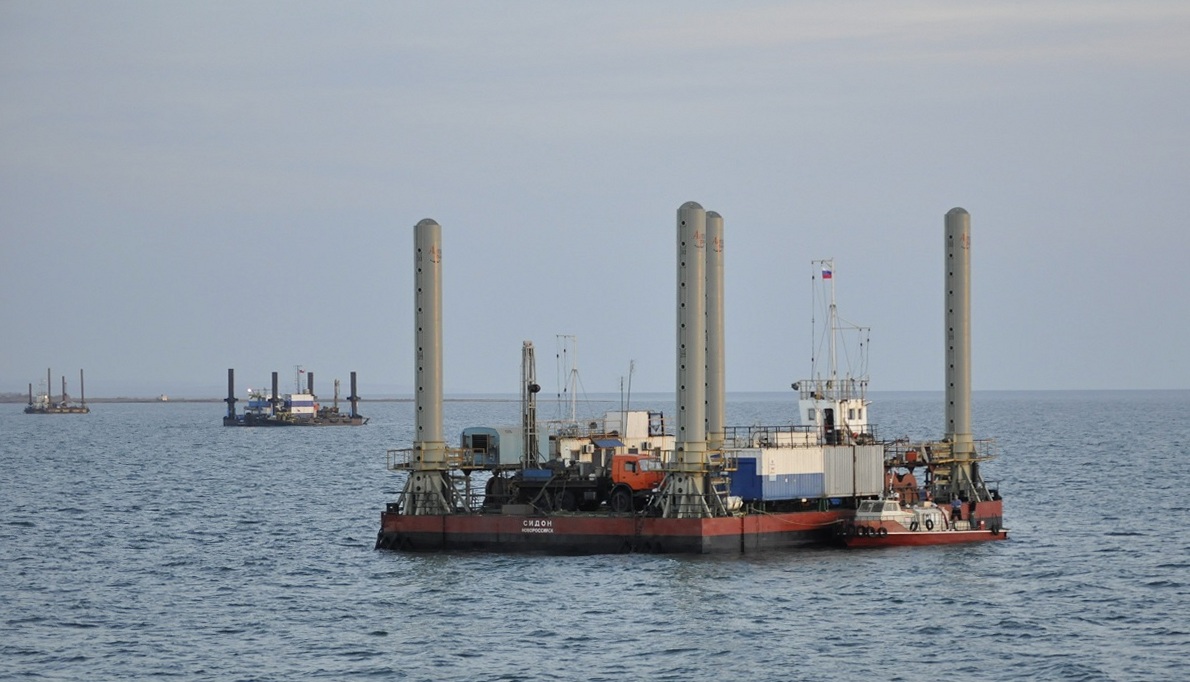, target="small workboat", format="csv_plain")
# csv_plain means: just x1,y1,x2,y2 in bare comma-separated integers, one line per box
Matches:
837,495,1007,547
